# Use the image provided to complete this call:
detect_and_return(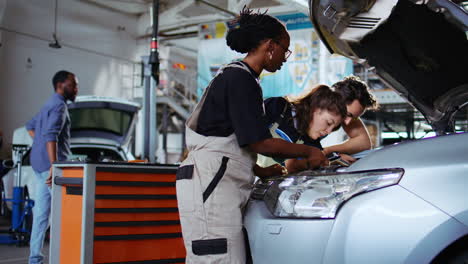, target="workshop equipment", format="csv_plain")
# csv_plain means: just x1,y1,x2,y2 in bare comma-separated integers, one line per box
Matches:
0,144,34,246
49,161,185,264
